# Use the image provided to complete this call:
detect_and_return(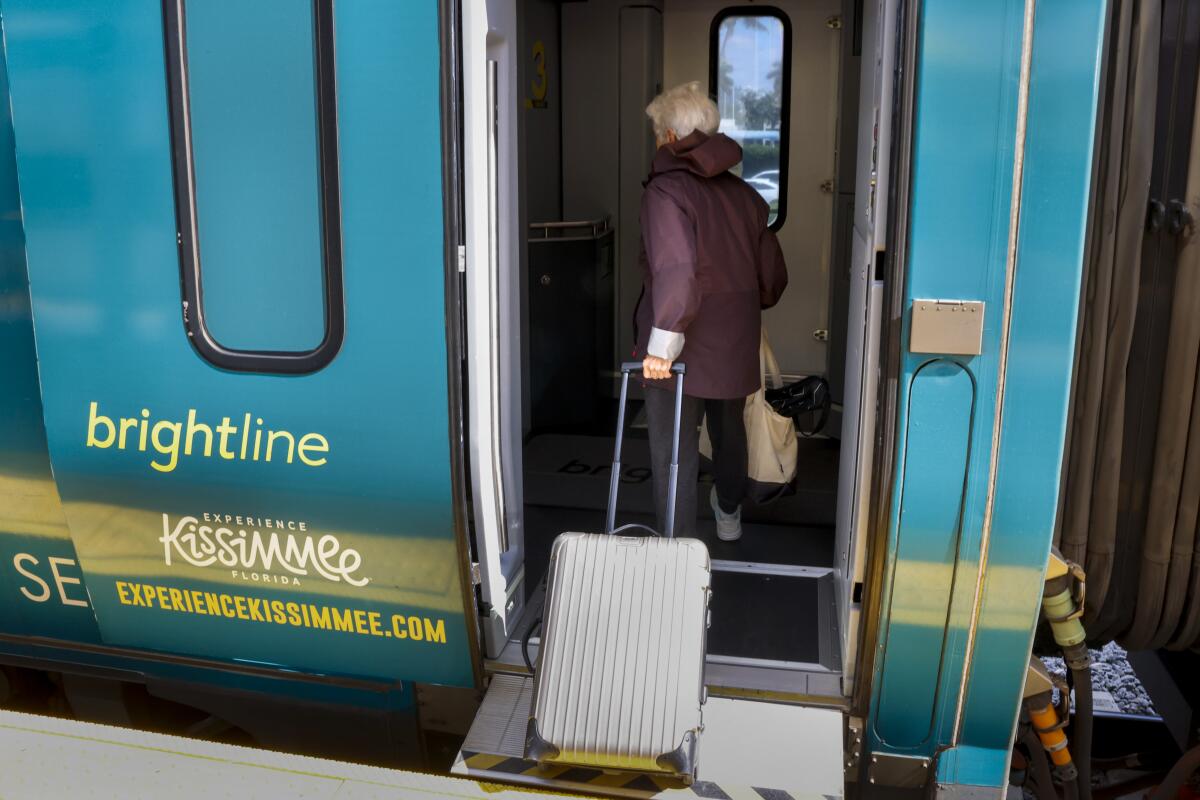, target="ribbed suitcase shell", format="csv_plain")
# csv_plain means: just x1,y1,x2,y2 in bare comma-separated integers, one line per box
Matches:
526,531,711,780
